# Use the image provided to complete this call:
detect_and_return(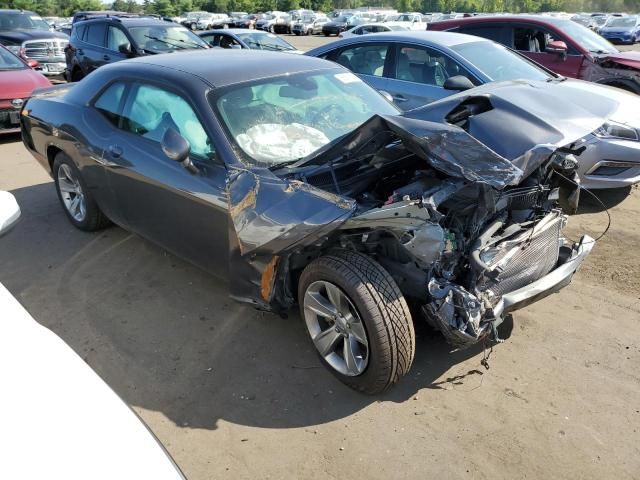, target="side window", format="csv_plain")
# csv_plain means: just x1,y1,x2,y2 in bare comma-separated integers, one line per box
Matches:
334,44,388,77
122,84,215,161
513,25,574,53
85,23,107,47
94,82,126,127
459,25,506,44
393,45,473,87
200,34,215,46
107,26,130,51
71,24,86,41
